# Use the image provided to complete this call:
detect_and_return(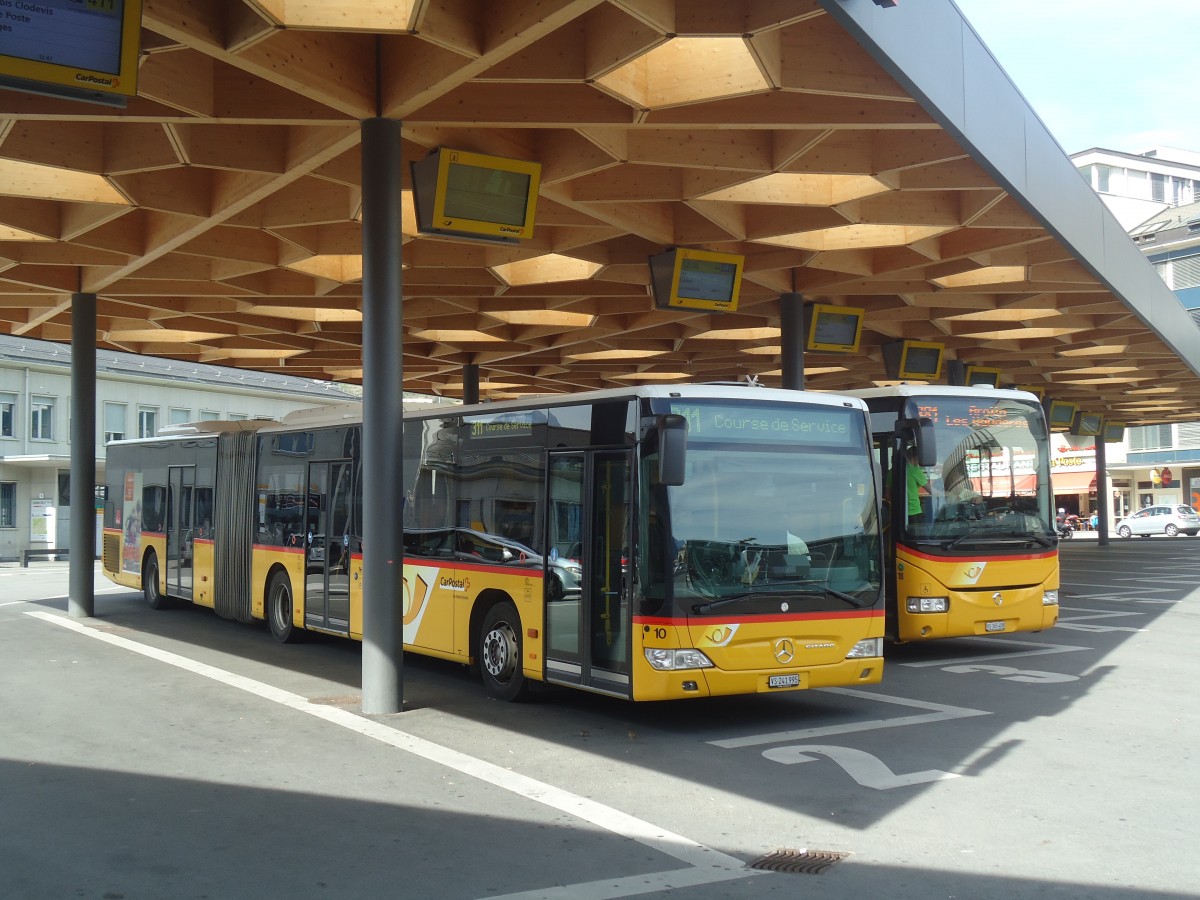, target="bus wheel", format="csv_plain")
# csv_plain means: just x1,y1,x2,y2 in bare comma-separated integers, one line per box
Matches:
143,552,169,610
267,572,301,644
479,601,527,701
